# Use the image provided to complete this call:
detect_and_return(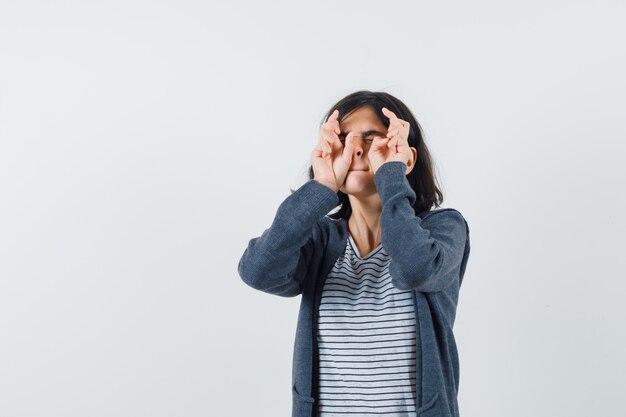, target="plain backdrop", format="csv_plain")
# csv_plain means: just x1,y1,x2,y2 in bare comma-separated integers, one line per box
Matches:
1,1,625,416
